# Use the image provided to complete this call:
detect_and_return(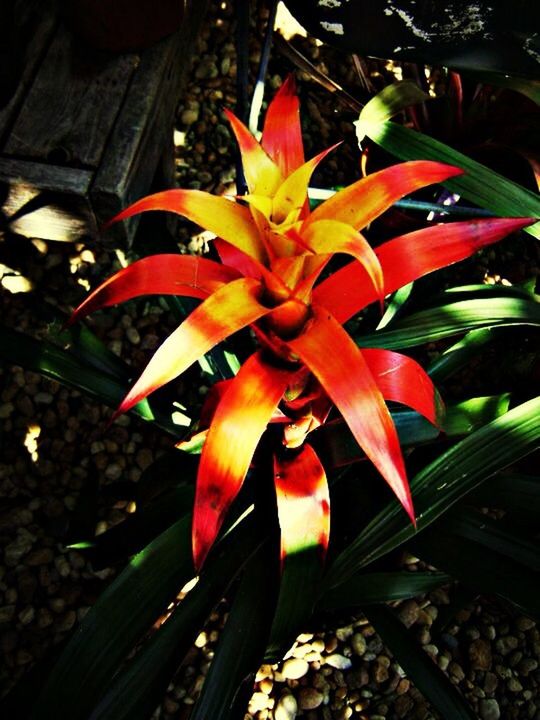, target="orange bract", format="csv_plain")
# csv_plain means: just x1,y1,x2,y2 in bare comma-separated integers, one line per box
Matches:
70,76,533,570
